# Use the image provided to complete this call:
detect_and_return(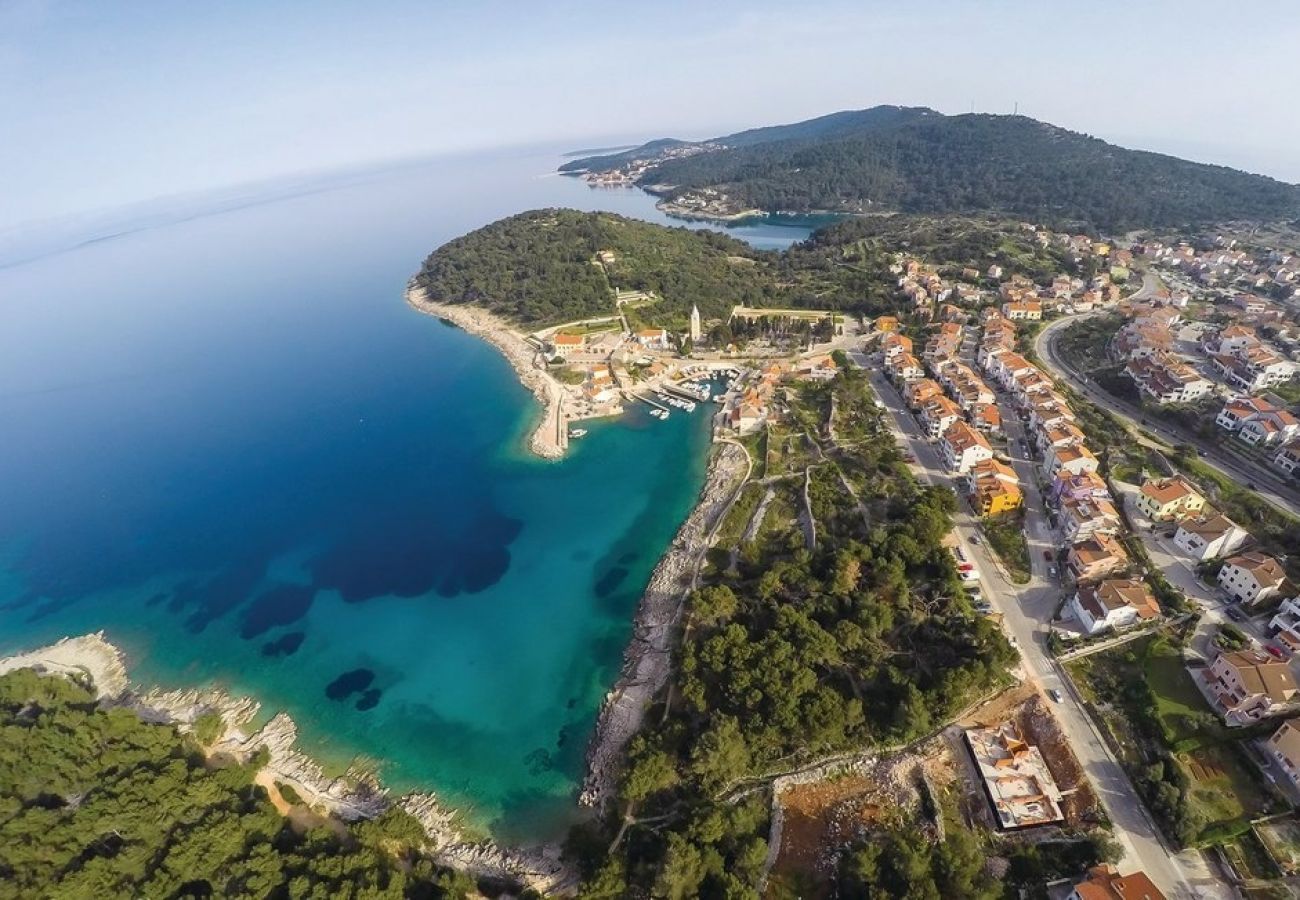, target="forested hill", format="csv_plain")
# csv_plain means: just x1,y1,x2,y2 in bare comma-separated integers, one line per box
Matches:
415,209,792,326
561,108,1300,230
